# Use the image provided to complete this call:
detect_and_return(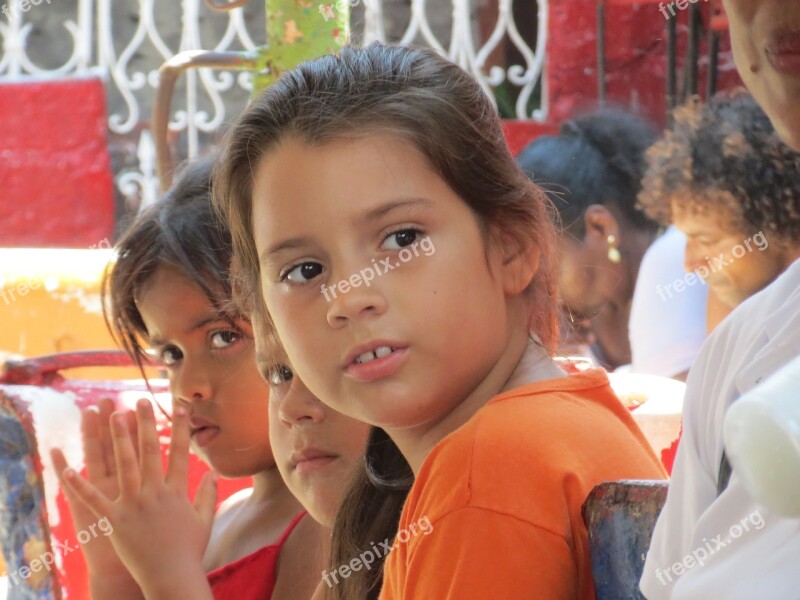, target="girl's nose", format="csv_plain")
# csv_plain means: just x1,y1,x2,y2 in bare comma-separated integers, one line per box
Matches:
171,361,212,407
324,274,388,327
277,377,326,426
